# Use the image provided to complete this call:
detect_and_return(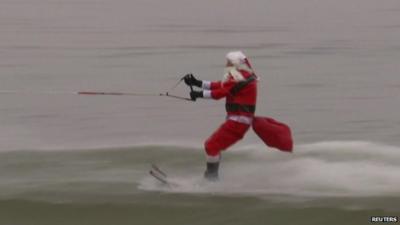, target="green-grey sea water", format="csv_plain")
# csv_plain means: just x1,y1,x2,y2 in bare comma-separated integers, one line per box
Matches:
1,144,400,225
